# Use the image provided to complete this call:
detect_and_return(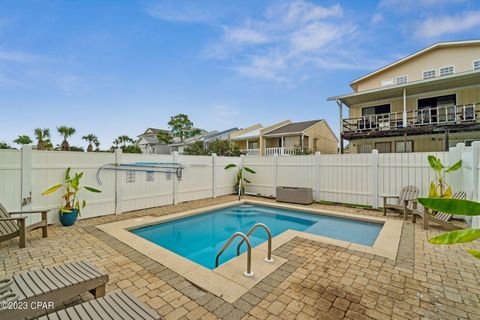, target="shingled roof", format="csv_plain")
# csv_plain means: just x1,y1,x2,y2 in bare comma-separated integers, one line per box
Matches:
264,120,324,136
